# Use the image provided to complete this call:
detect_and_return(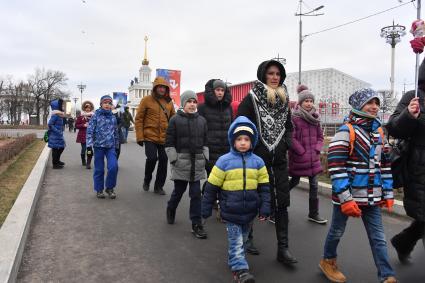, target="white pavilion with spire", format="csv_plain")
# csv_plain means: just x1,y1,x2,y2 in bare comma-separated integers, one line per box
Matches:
127,36,153,117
